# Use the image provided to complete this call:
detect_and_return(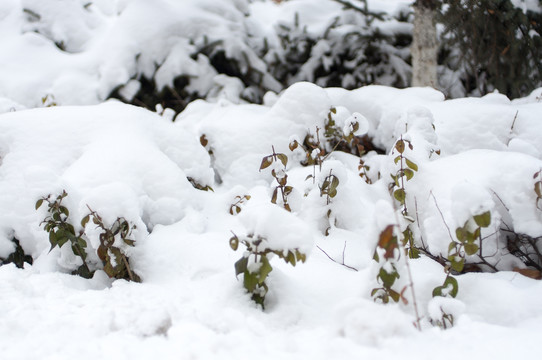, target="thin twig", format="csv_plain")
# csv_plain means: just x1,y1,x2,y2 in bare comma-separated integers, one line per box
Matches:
430,191,455,243
390,201,421,331
490,189,509,212
316,245,358,271
121,254,136,282
510,110,519,132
